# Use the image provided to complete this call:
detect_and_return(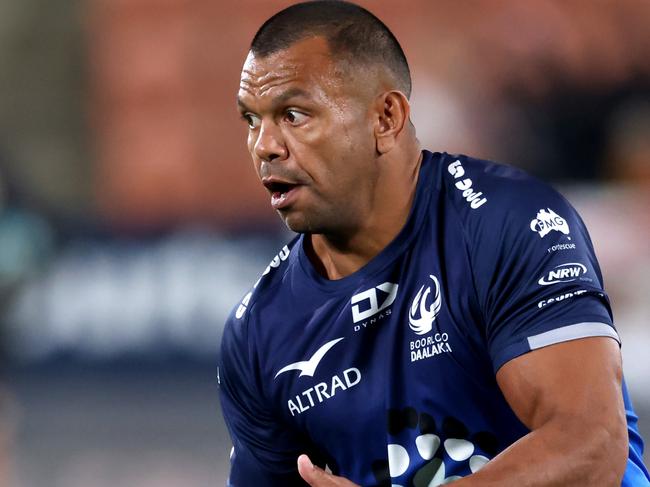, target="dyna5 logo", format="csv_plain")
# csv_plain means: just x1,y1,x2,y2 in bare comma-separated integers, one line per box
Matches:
236,245,290,319
538,263,588,286
447,160,487,209
351,282,398,324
